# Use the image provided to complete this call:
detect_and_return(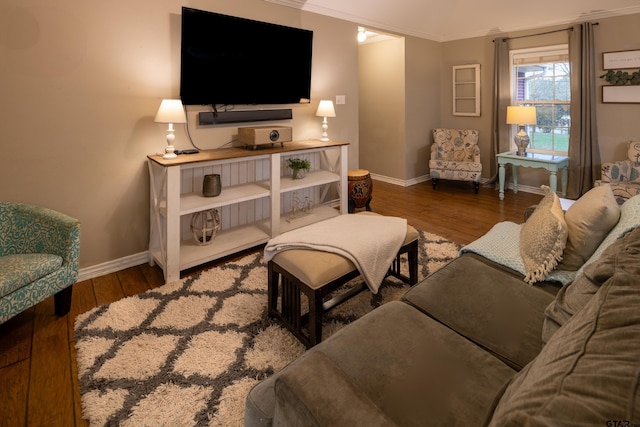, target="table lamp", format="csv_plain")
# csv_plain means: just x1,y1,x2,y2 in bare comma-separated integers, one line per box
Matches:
315,100,336,142
154,99,187,159
506,106,537,156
